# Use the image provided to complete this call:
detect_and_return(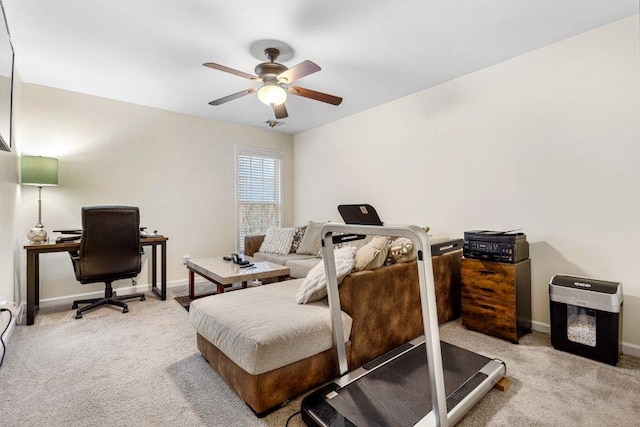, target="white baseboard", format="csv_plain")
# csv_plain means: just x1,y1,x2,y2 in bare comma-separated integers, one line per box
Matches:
529,319,640,359
38,277,208,308
531,320,550,334
32,284,640,360
39,285,151,307
1,303,23,343
621,341,640,358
